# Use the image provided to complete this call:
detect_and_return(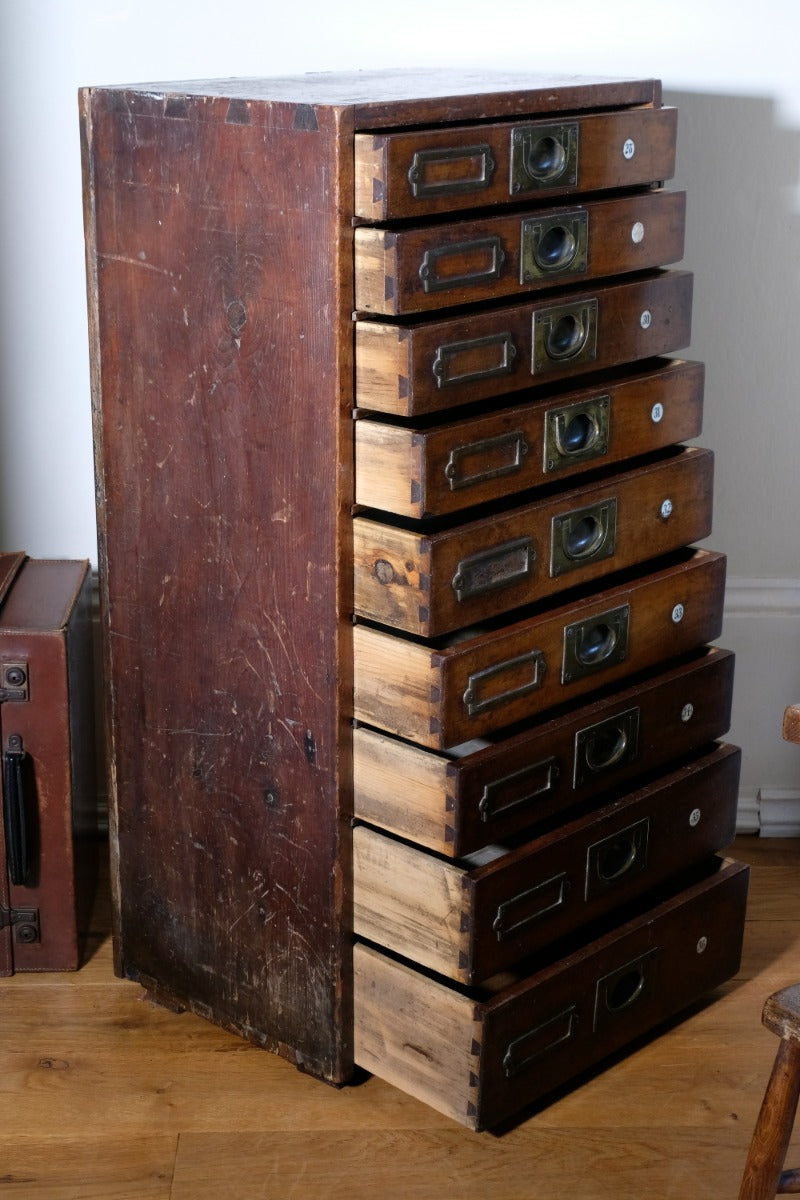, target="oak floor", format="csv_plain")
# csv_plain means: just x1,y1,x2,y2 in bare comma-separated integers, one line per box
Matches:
0,835,797,1199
